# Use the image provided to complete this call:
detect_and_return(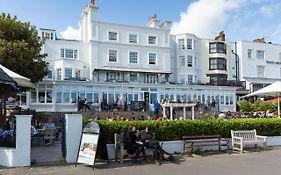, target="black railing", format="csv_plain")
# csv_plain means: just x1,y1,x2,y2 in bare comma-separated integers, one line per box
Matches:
208,80,245,87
